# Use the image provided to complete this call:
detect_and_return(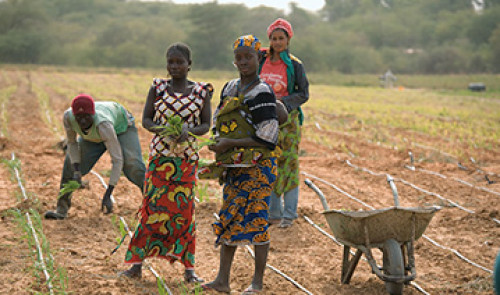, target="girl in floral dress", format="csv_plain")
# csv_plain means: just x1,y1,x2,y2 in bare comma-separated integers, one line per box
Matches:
120,42,212,283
